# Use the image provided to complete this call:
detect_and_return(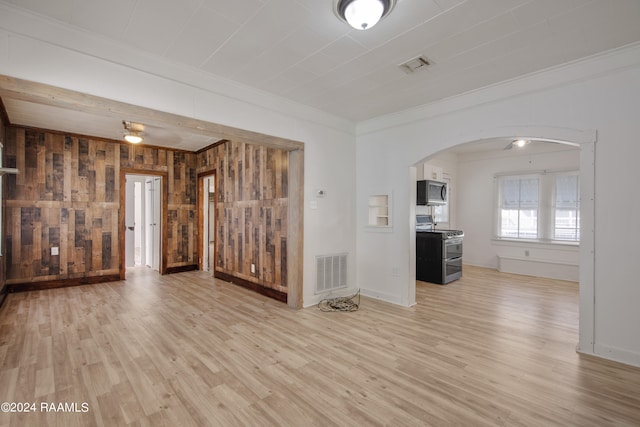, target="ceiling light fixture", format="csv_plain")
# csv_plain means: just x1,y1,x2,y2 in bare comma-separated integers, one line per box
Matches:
504,139,531,150
514,139,529,148
122,120,144,144
124,131,143,144
334,0,397,31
